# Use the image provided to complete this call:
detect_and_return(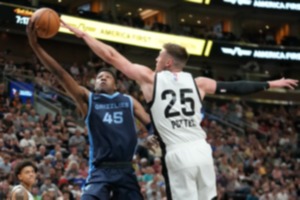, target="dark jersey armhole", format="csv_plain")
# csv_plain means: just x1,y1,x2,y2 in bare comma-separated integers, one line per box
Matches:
147,73,158,109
